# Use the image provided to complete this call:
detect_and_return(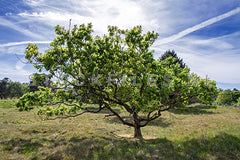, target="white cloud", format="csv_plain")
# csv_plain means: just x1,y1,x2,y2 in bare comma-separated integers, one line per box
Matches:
0,60,32,82
1,0,240,88
190,54,240,84
154,33,240,84
155,7,240,45
0,41,51,47
19,0,158,34
0,45,26,55
0,42,50,56
15,57,26,70
0,17,45,40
